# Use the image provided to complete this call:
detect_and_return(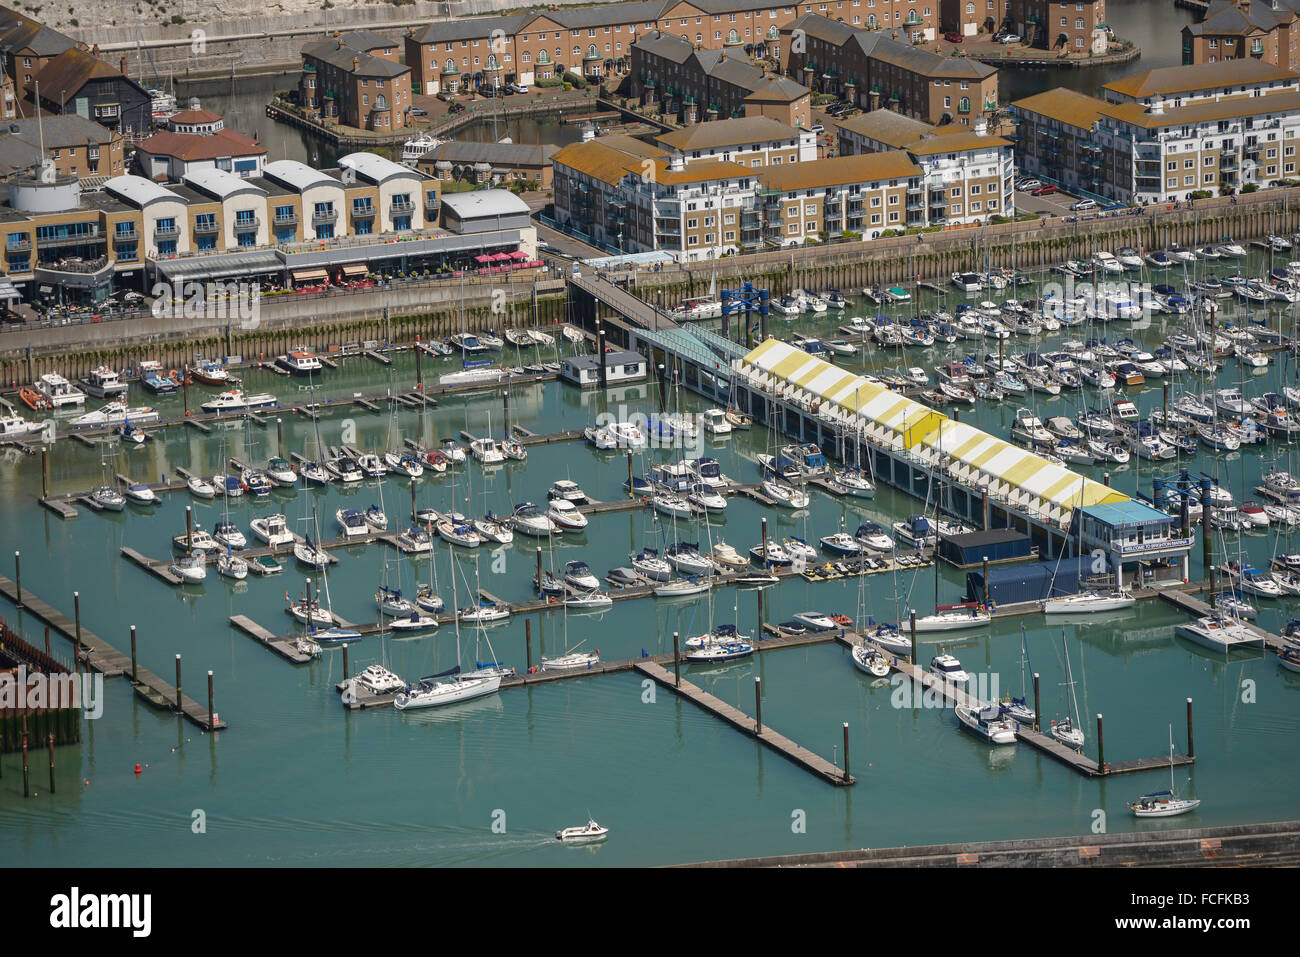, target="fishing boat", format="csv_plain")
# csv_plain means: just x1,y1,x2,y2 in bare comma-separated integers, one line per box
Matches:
35,373,85,408
556,819,608,843
955,704,1018,745
187,360,230,386
1129,726,1200,818
79,365,128,398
